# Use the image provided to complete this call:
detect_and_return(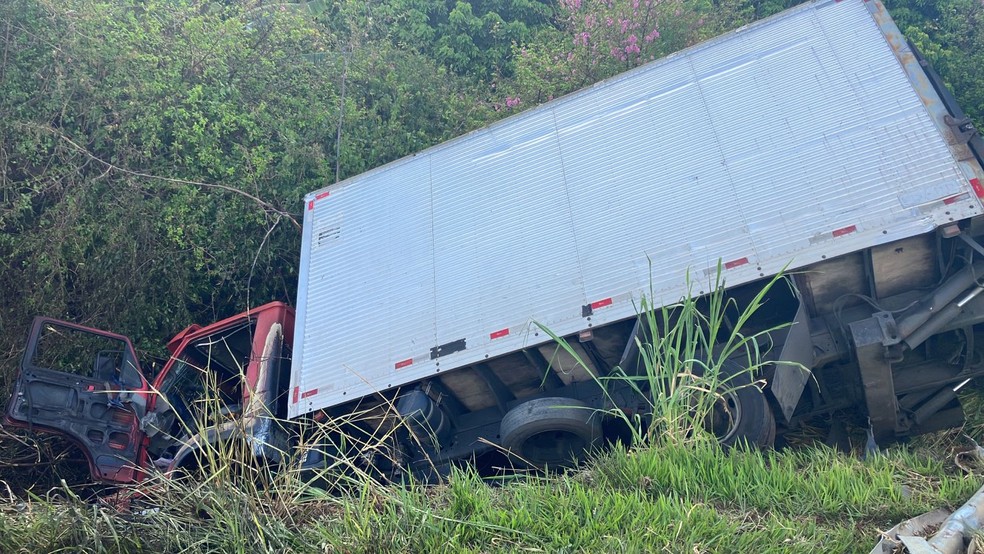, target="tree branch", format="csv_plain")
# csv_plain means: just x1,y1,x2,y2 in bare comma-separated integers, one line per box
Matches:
246,213,283,312
22,122,302,230
0,18,10,86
